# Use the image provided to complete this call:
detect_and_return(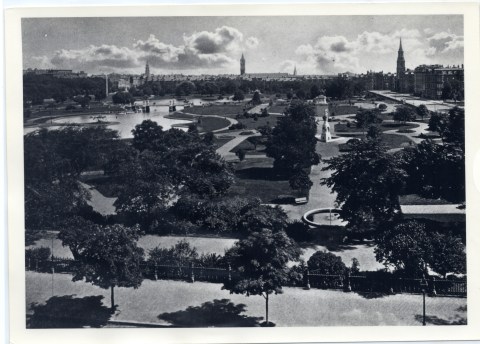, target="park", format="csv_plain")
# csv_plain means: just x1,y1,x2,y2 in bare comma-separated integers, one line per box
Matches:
23,77,466,328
